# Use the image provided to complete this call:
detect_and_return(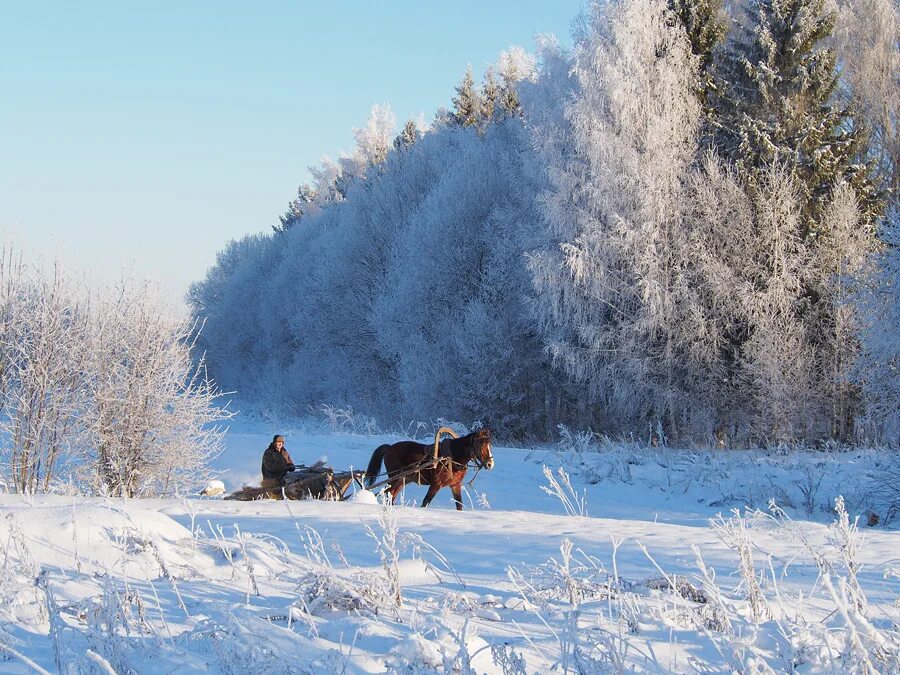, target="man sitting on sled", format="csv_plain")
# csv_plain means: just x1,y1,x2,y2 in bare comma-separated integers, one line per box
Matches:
220,435,366,501
261,434,296,488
